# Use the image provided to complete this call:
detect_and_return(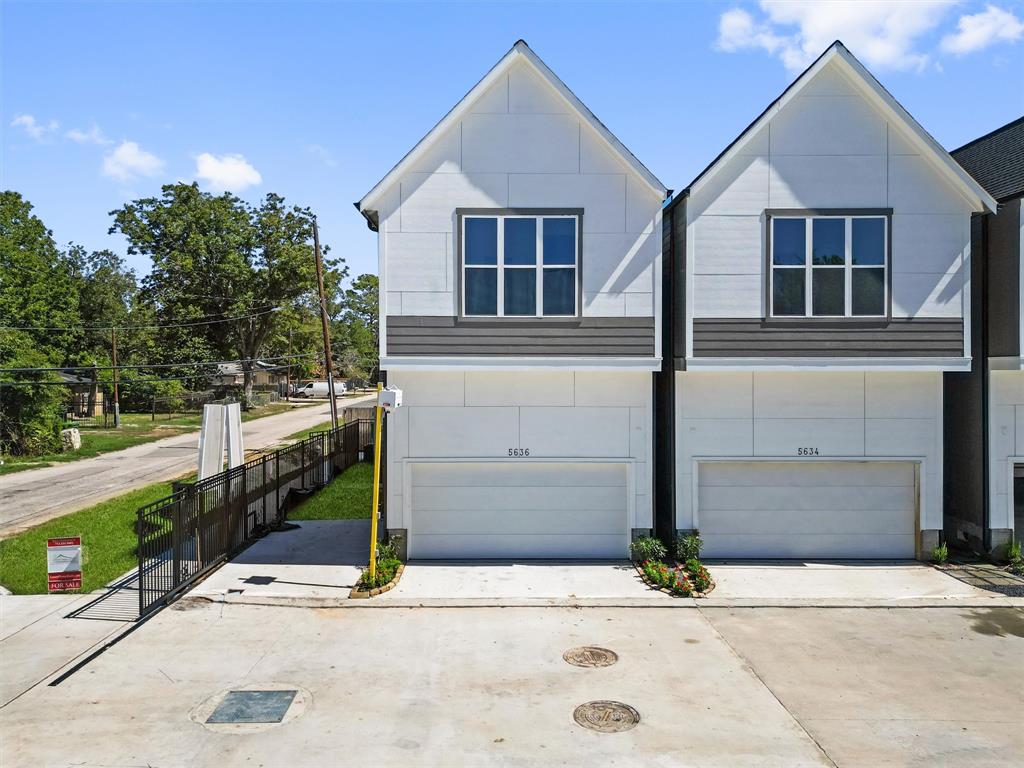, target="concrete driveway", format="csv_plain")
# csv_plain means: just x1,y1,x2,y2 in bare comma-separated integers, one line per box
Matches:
705,560,993,602
0,396,372,538
3,598,1022,767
